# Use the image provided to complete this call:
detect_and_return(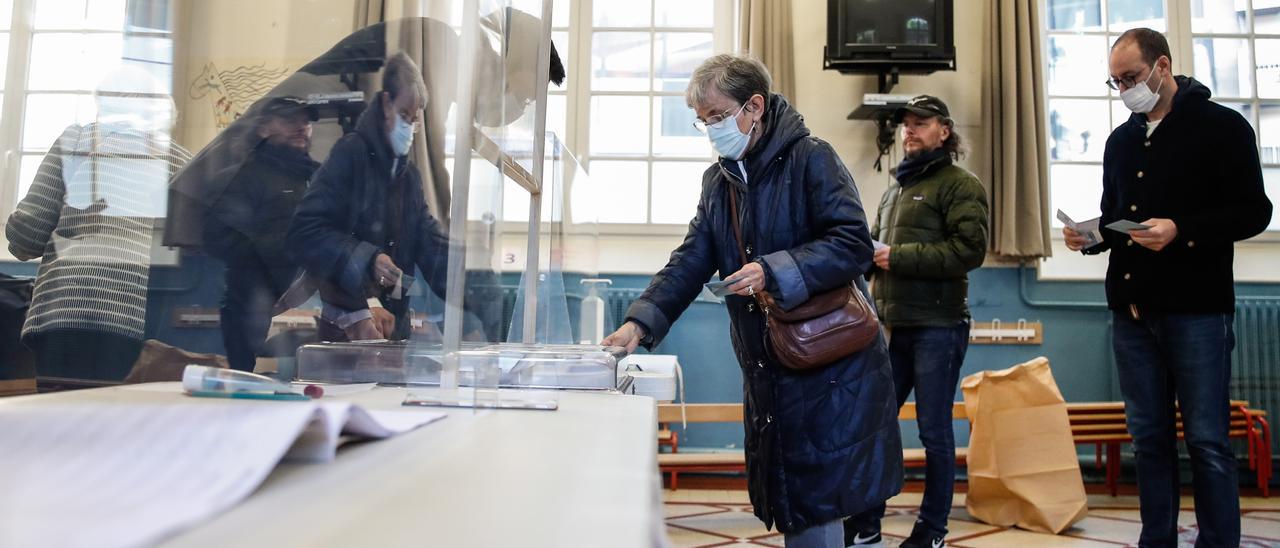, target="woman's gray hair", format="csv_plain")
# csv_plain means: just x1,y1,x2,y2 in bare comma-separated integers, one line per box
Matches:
685,54,772,108
382,52,428,103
